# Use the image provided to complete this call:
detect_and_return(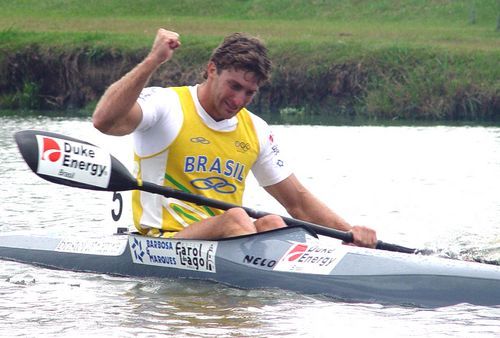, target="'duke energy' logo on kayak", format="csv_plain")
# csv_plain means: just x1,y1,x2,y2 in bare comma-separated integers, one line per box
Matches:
35,135,111,188
273,242,346,275
284,243,308,261
41,137,61,162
